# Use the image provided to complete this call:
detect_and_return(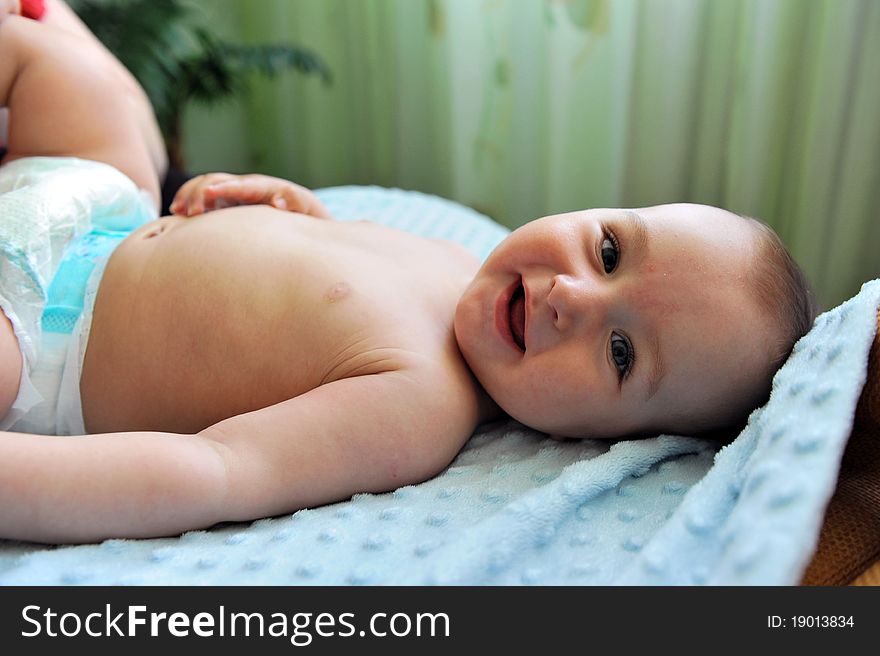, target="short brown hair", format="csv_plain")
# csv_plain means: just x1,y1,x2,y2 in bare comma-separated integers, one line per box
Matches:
744,217,820,370
693,216,819,442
